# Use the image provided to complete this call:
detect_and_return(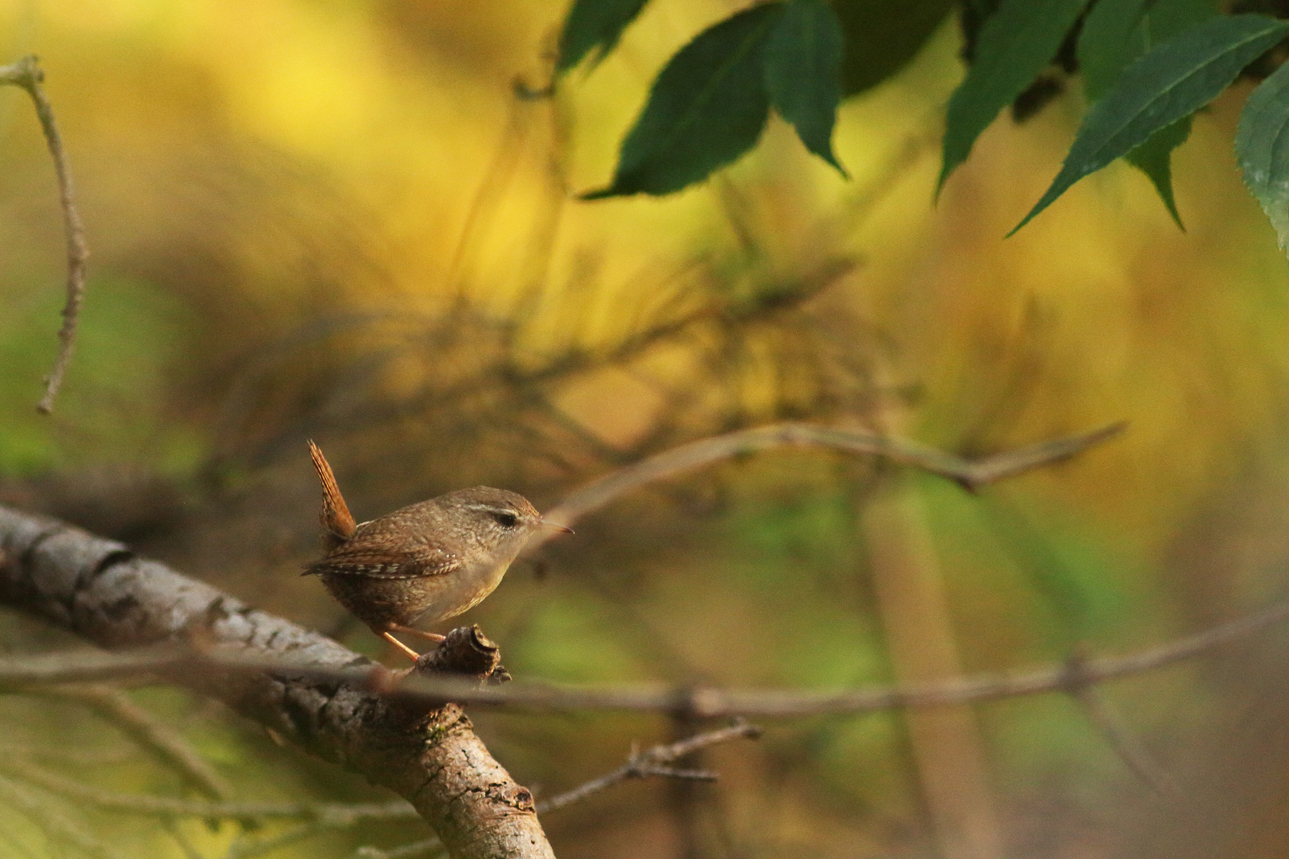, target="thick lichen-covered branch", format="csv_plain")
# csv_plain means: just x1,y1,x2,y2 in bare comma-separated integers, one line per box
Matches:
0,505,554,859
